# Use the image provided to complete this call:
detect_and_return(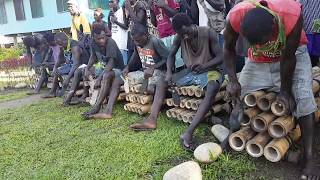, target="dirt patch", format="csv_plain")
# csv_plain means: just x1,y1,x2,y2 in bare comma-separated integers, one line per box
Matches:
0,93,45,110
